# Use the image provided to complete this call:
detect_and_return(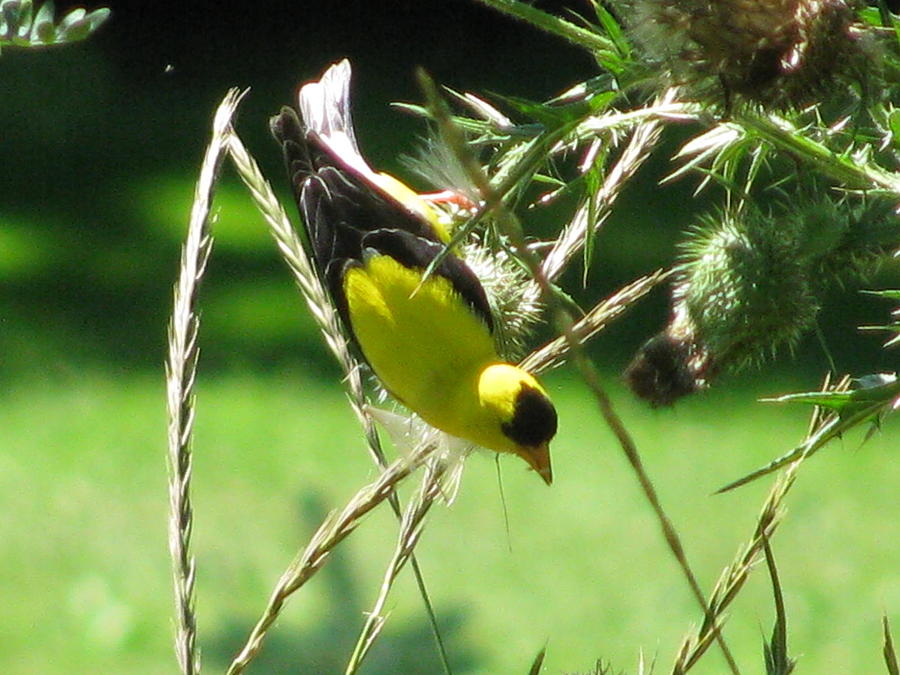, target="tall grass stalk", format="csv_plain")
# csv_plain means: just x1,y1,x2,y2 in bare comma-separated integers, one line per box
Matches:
224,440,436,675
165,87,246,675
344,458,450,674
520,268,672,375
225,125,452,672
672,472,793,672
762,538,795,675
673,374,850,672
